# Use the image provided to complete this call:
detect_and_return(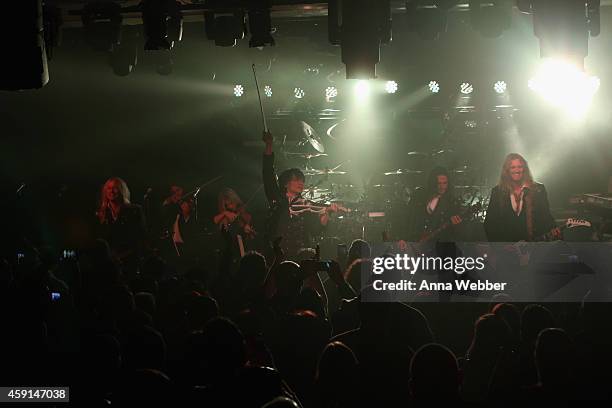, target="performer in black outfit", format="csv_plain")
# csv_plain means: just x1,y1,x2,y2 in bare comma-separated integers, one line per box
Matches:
405,167,463,242
262,130,338,259
96,177,146,269
484,153,559,242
